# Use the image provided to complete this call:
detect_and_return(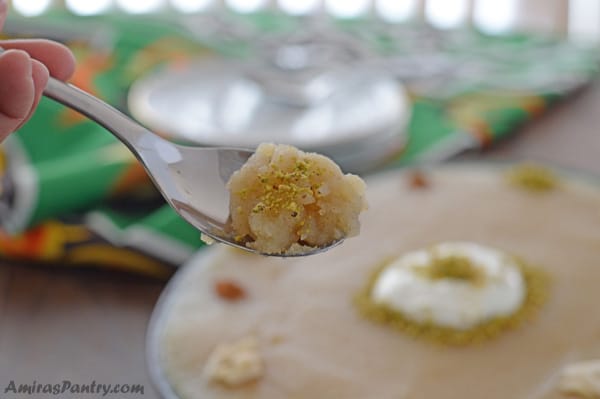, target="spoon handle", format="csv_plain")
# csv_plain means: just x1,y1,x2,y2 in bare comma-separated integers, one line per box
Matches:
43,77,150,152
